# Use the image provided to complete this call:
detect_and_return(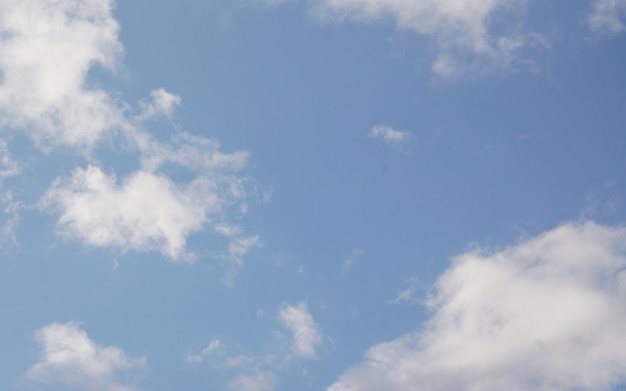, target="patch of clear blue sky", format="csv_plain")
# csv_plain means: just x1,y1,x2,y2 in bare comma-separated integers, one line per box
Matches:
1,0,626,390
